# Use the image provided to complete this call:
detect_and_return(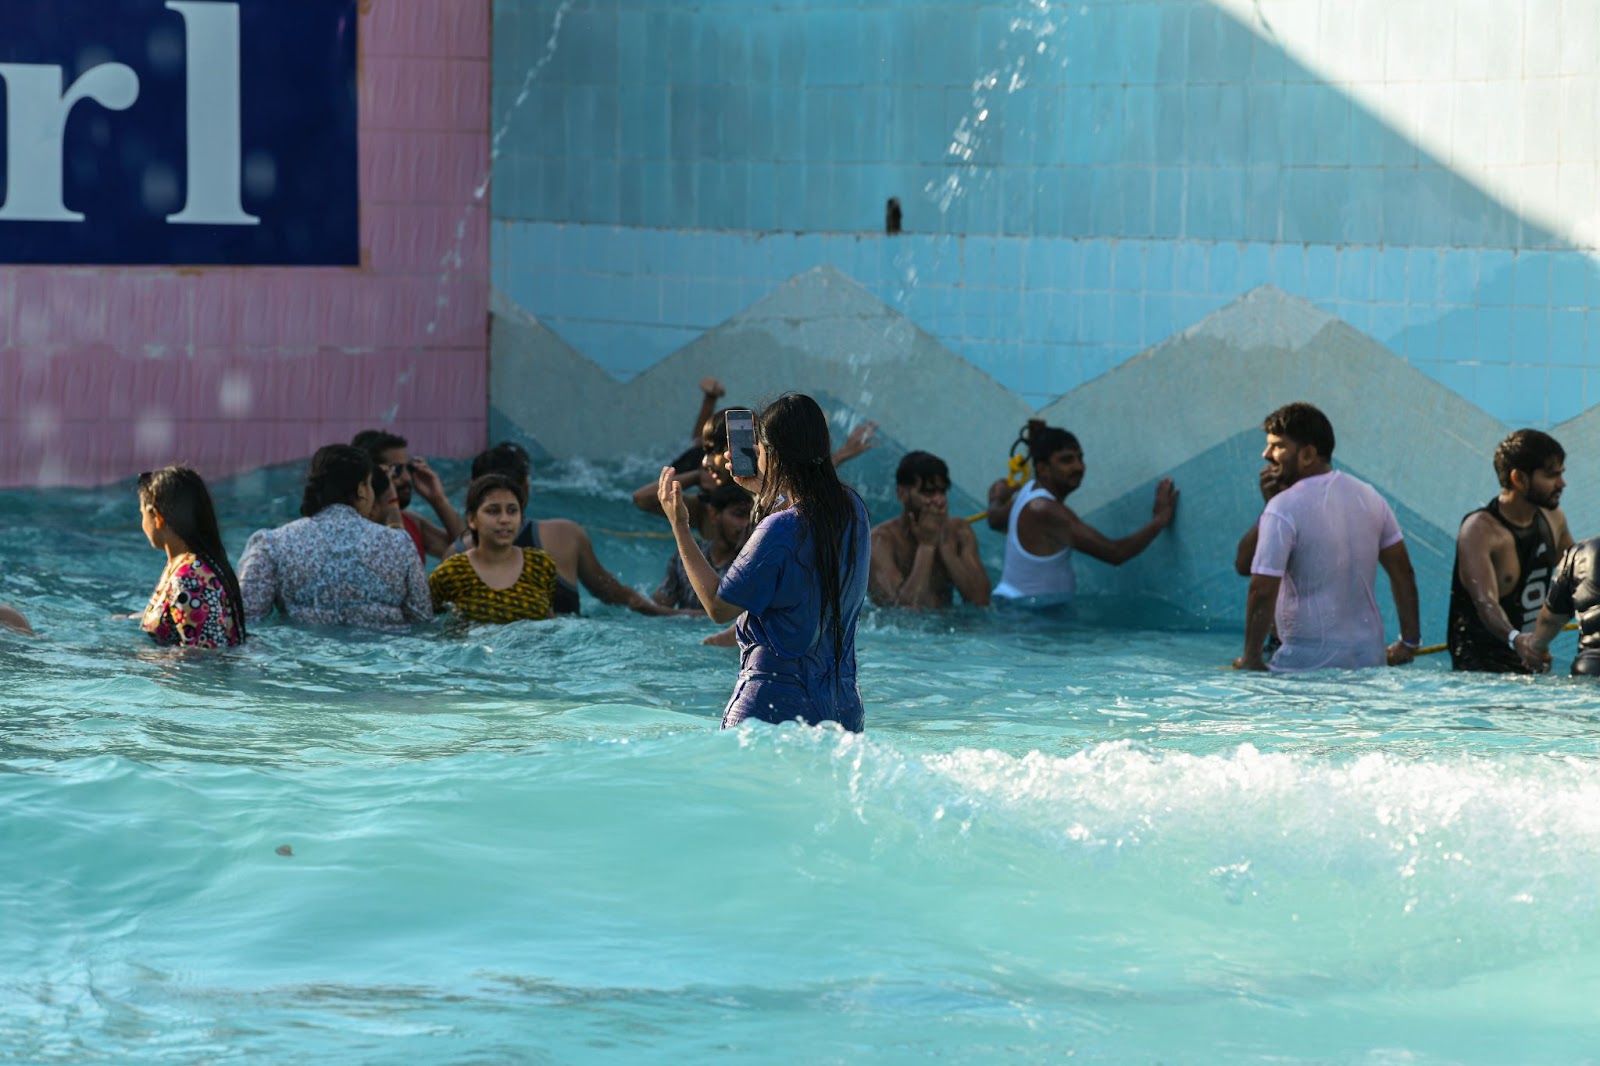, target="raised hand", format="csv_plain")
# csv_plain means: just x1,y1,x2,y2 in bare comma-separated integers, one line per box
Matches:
409,456,446,503
657,466,690,529
834,421,879,464
1152,478,1179,526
